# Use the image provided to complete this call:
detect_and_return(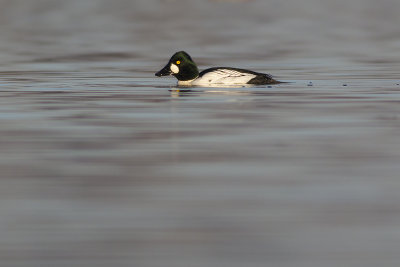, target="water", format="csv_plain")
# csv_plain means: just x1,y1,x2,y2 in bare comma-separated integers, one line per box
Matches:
1,1,400,267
